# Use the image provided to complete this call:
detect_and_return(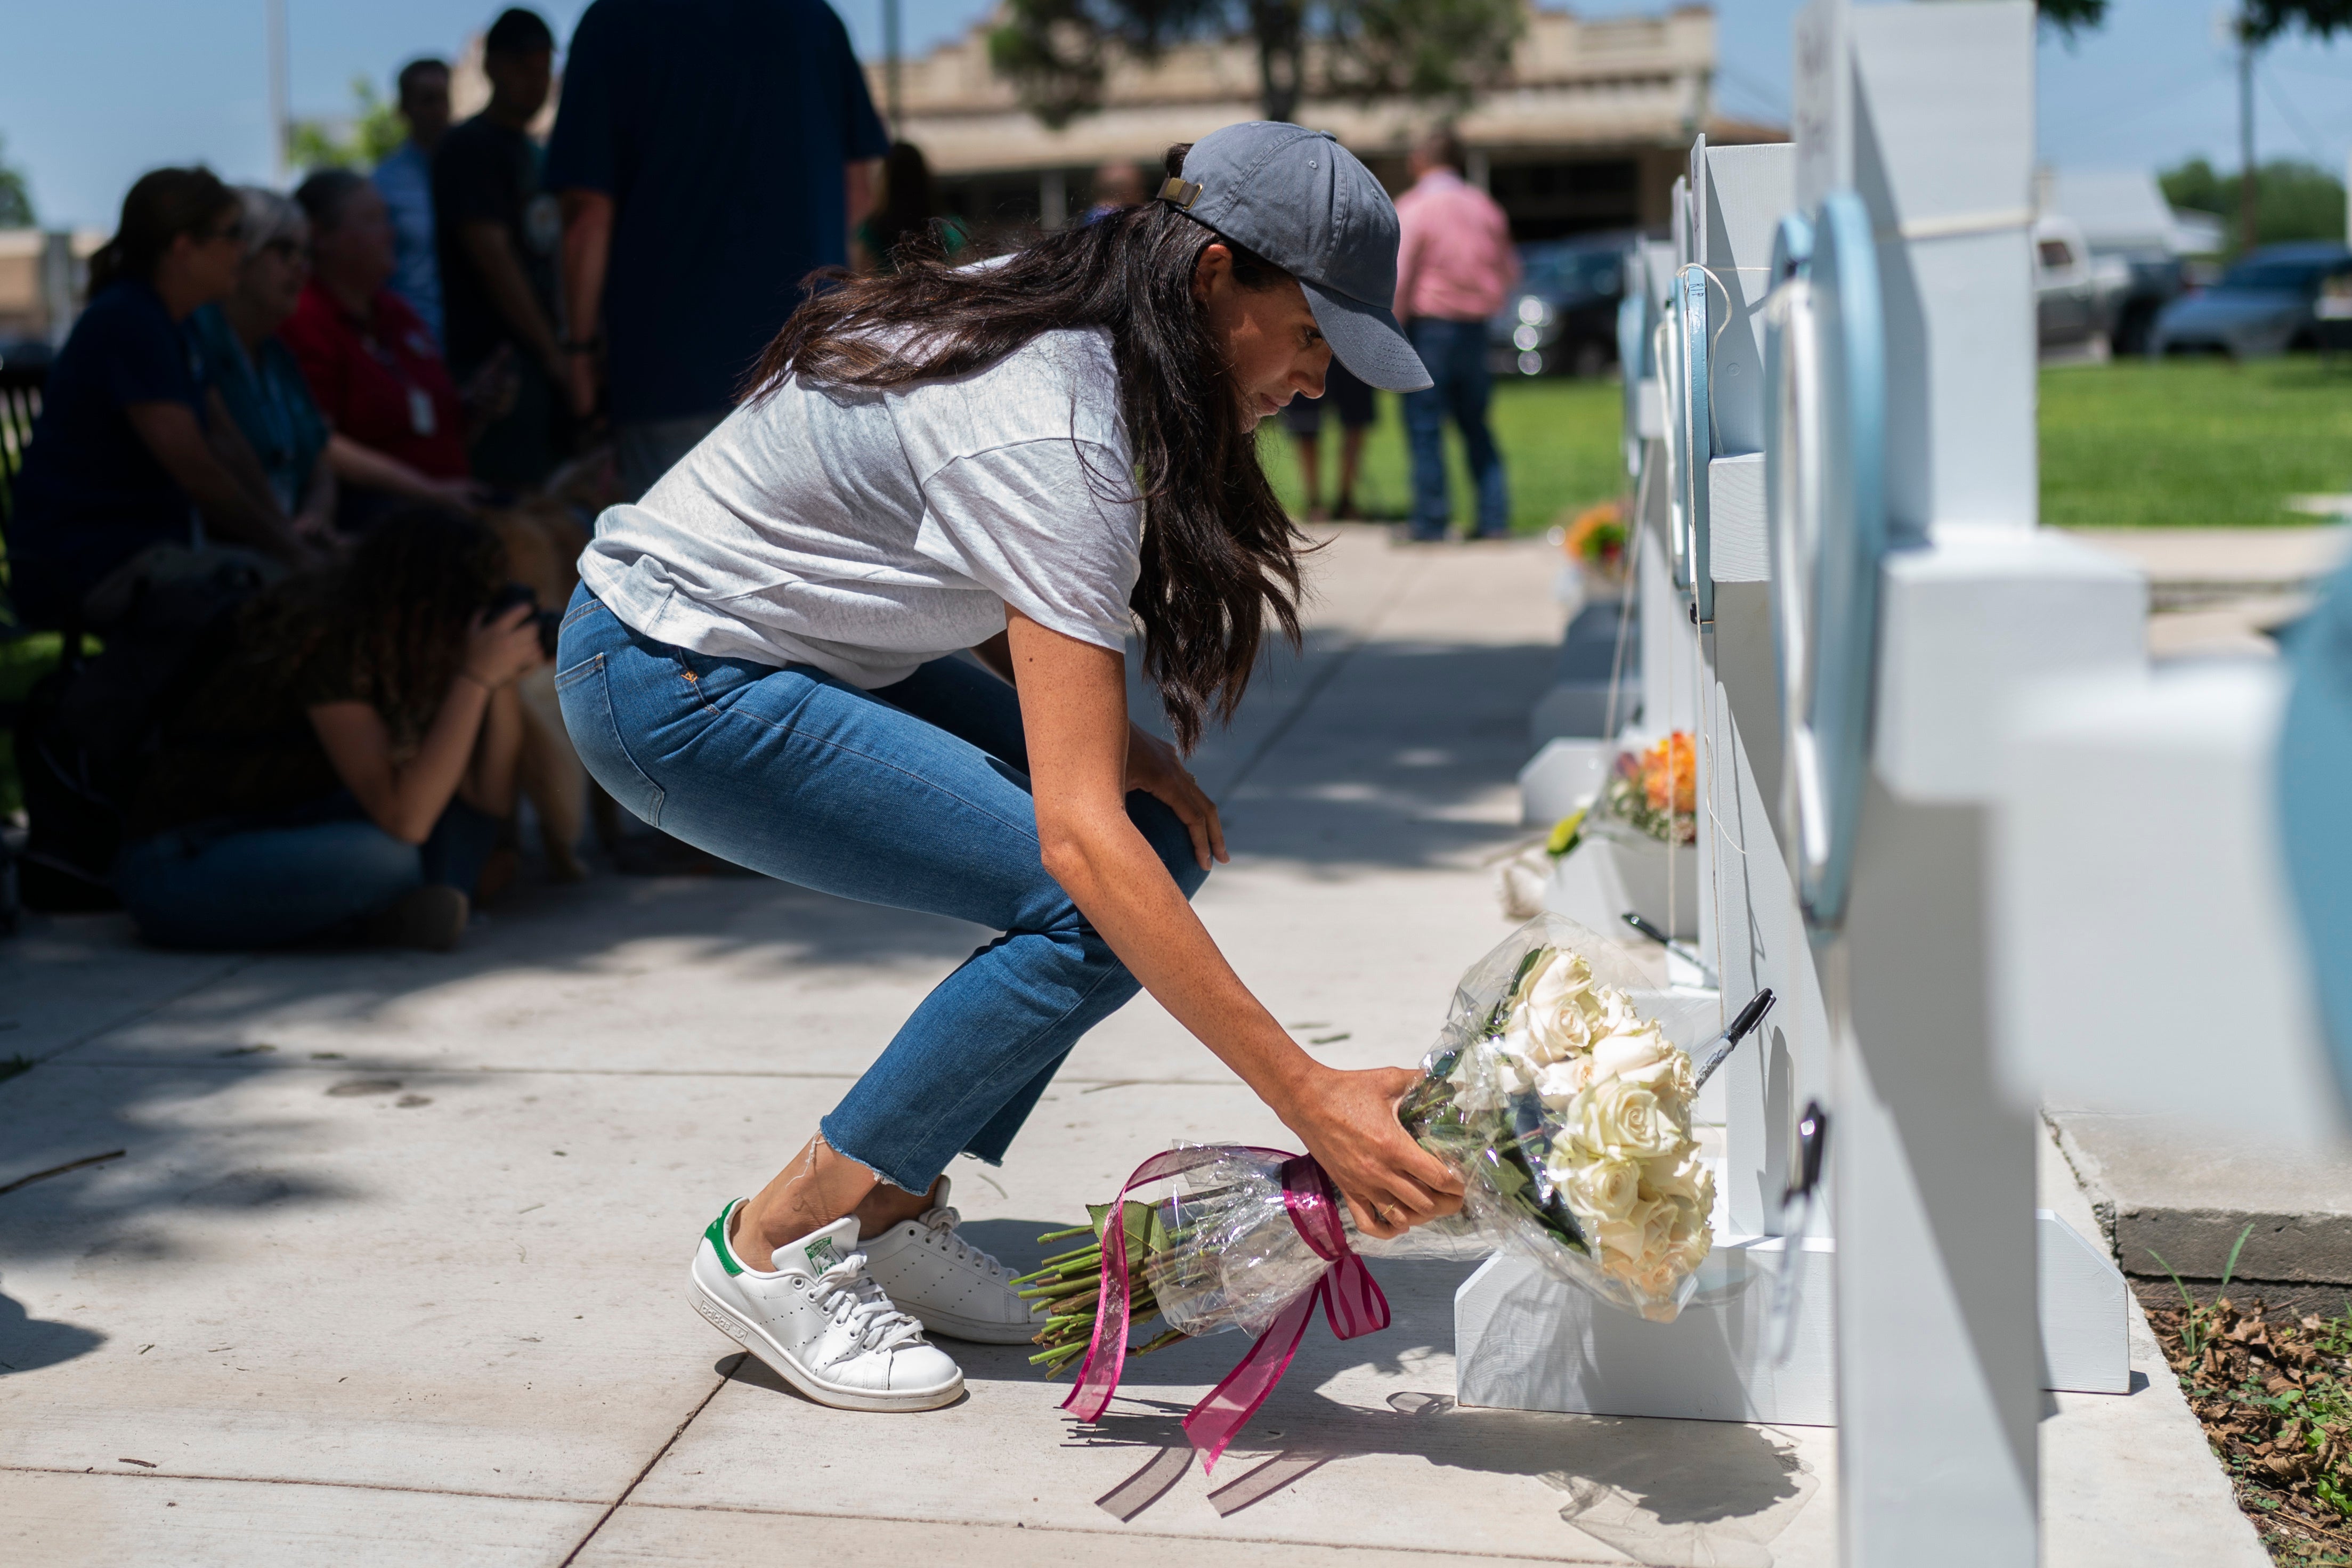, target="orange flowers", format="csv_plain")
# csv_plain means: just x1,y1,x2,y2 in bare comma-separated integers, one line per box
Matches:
1563,500,1628,572
1640,733,1696,818
1602,732,1698,846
